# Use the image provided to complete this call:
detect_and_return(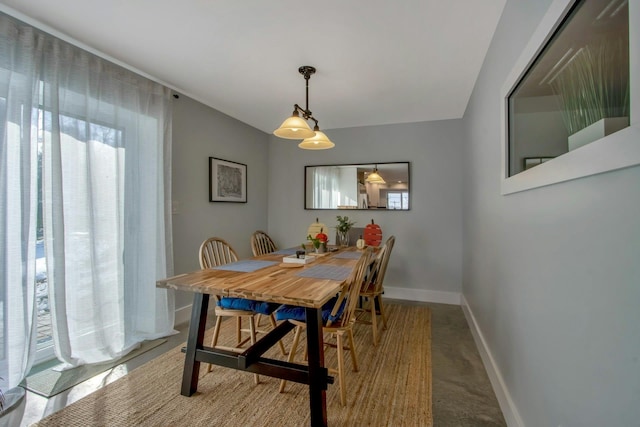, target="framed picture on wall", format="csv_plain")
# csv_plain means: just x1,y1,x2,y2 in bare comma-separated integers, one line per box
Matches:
209,157,247,203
